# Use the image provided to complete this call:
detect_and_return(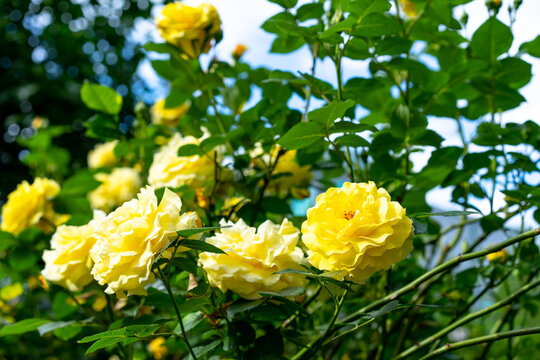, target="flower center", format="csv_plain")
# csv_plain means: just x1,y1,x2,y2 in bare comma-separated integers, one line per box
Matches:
344,210,355,220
